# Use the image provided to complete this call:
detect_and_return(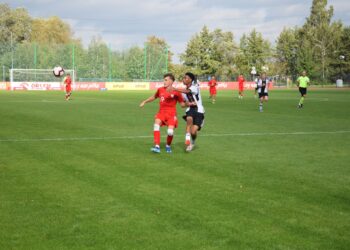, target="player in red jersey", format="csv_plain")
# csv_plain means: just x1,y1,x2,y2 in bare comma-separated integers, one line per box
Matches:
208,75,217,104
140,73,186,153
237,74,245,99
63,73,72,100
